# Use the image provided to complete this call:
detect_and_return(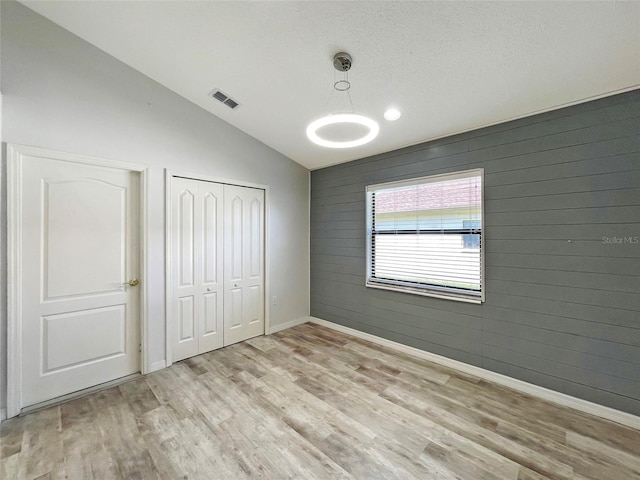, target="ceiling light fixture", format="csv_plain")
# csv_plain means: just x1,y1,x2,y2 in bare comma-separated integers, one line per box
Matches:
306,52,379,149
384,108,402,121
